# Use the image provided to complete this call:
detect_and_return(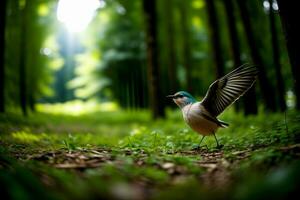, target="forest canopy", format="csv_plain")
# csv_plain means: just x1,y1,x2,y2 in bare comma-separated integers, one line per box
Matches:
0,0,298,118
